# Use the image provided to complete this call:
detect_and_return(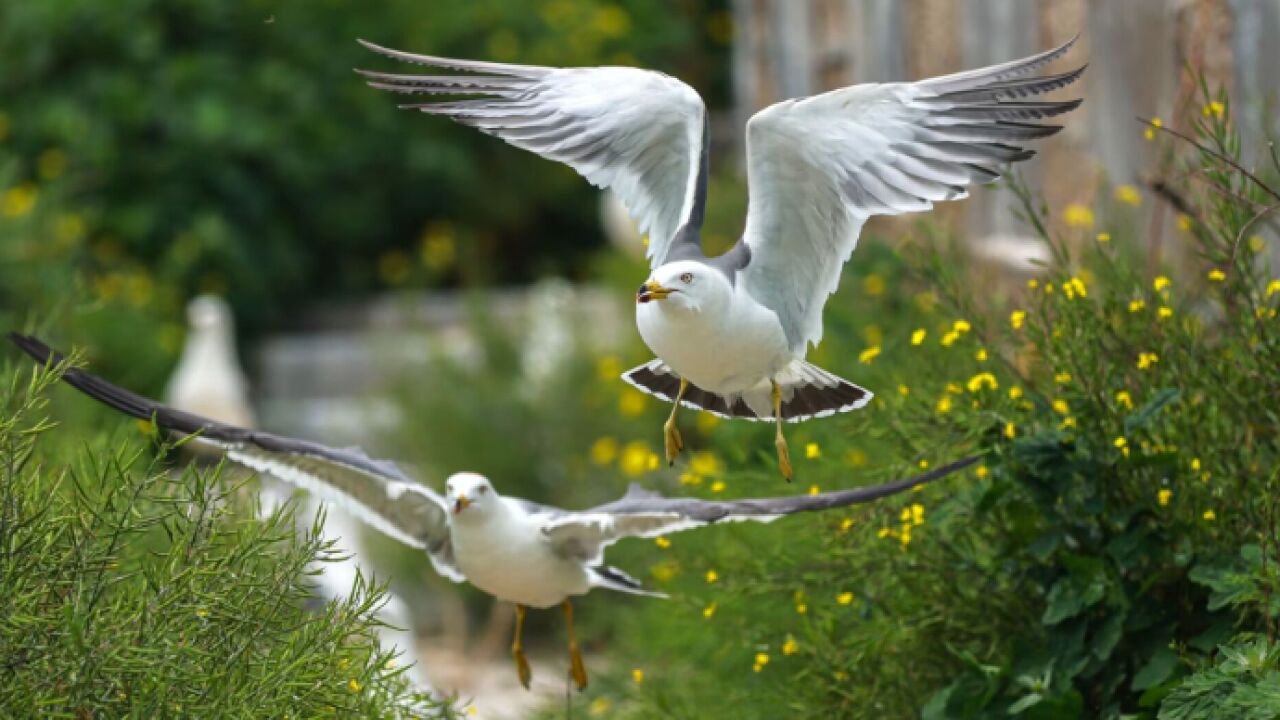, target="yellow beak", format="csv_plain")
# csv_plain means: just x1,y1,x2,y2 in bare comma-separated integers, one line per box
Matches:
637,280,674,303
453,495,471,514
